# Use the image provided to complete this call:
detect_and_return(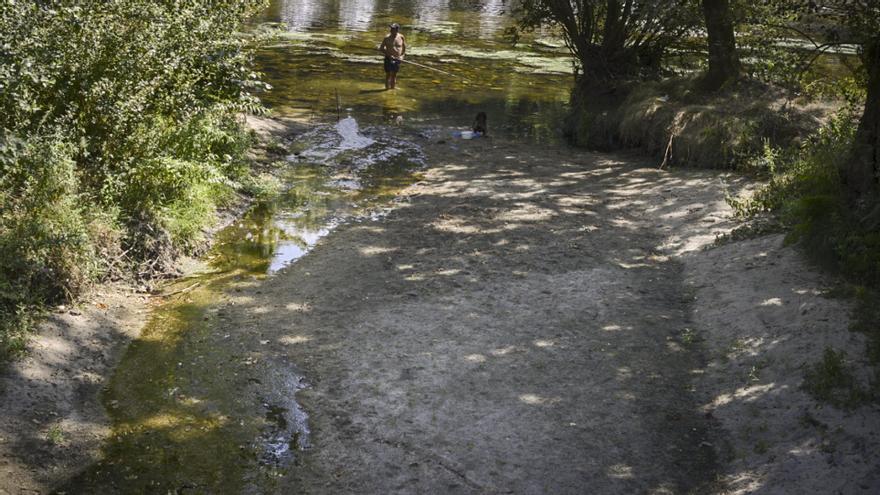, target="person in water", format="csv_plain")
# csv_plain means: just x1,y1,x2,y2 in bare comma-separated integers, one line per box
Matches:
379,23,406,90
